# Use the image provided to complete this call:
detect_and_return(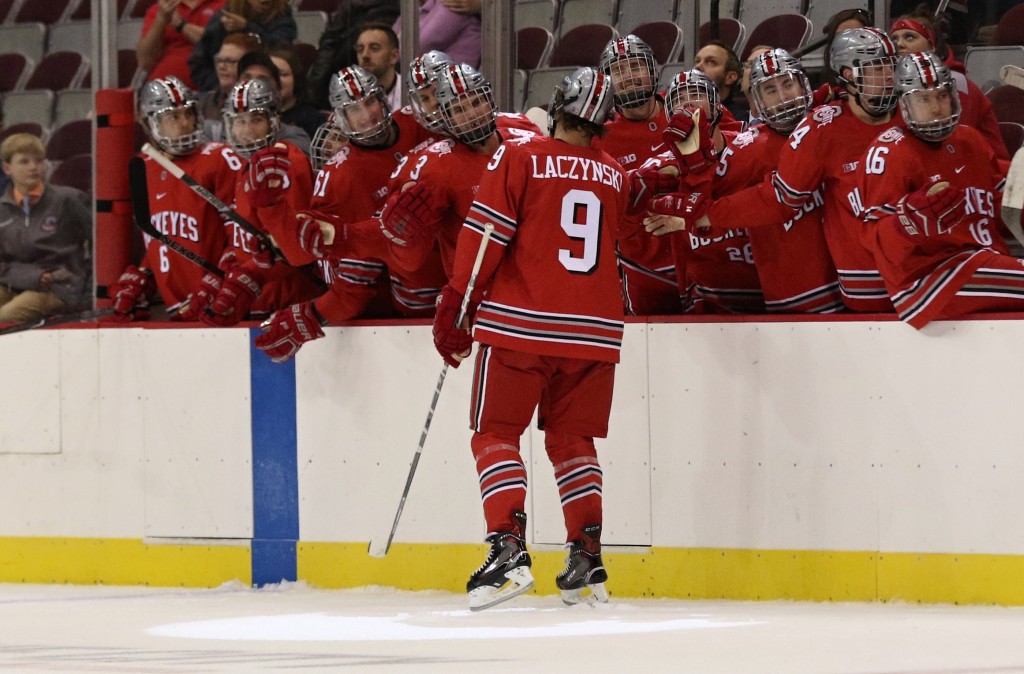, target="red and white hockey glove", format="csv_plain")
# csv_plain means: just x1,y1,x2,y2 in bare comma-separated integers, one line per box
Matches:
895,181,967,237
243,144,291,208
296,210,352,259
177,272,222,322
109,265,154,321
203,268,261,326
432,285,474,368
254,301,326,363
628,164,679,212
663,109,717,174
379,182,445,246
